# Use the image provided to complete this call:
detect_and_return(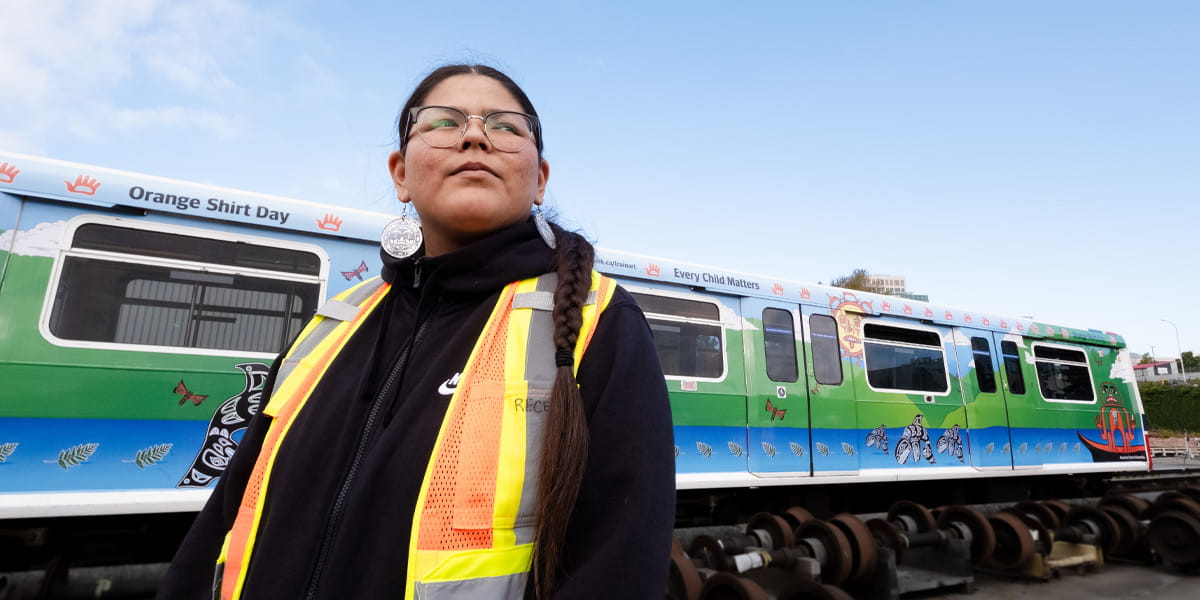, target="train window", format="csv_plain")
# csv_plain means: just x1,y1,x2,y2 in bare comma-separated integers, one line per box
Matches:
73,224,321,275
1000,341,1027,395
632,293,724,379
762,308,798,382
971,337,997,393
809,314,843,385
863,323,948,393
631,293,719,320
48,223,322,354
1033,343,1095,402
